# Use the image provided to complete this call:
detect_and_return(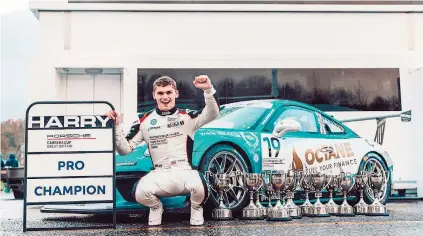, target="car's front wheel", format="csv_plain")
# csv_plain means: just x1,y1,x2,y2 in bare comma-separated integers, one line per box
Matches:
199,144,250,218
